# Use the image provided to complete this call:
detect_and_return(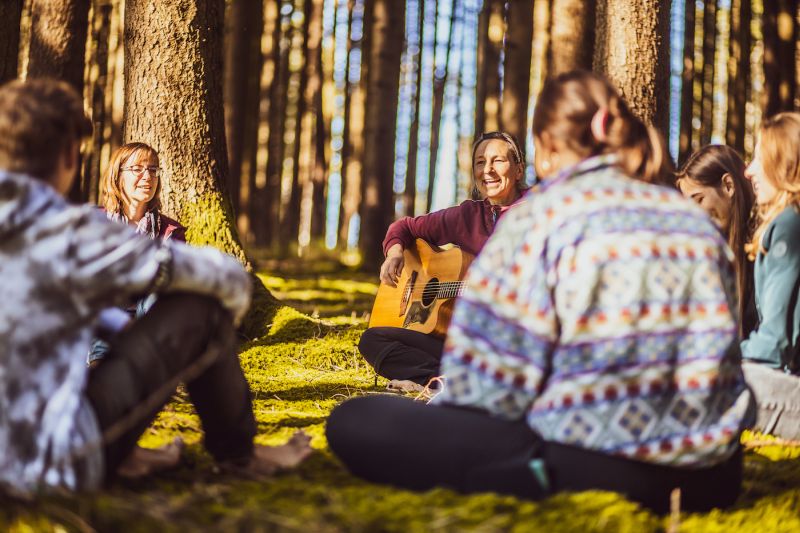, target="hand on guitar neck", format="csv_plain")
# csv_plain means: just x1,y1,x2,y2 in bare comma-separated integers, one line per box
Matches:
380,243,406,287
